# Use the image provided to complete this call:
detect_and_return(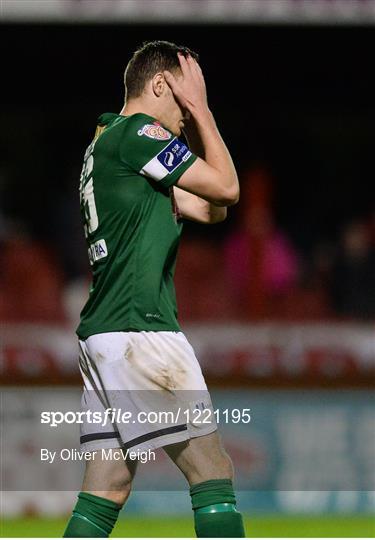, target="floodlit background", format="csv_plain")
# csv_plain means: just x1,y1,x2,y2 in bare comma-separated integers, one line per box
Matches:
1,0,374,537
